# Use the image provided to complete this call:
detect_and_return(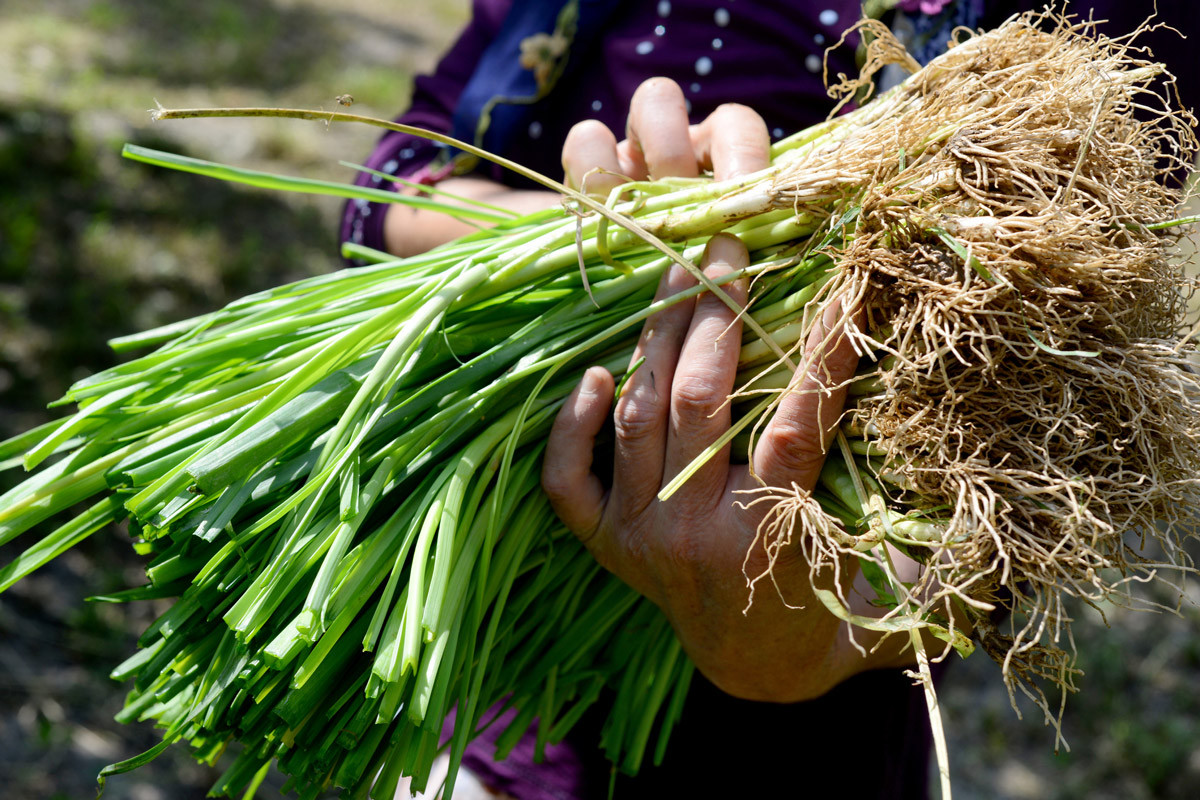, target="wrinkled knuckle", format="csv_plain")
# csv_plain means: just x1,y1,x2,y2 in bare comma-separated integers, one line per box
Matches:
764,417,829,476
613,393,662,444
671,374,726,421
